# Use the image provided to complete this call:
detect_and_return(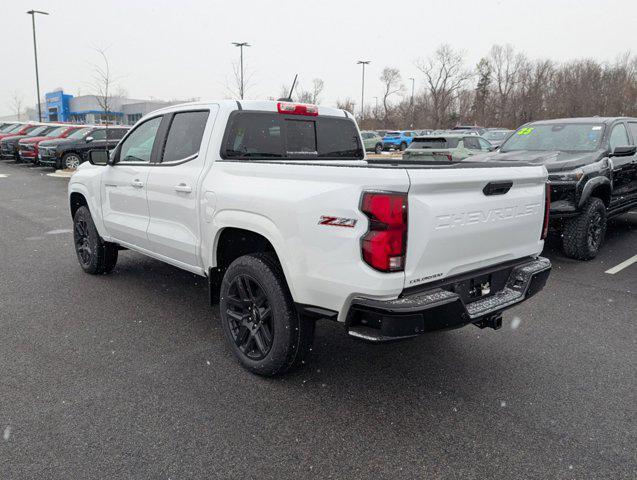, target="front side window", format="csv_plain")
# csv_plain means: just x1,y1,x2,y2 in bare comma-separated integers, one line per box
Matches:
478,138,492,151
609,123,629,151
162,111,209,162
90,130,107,140
118,116,162,163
